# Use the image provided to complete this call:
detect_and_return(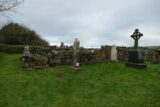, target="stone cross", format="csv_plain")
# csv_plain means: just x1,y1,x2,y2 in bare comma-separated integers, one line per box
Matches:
60,42,65,48
131,29,143,49
73,38,80,67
